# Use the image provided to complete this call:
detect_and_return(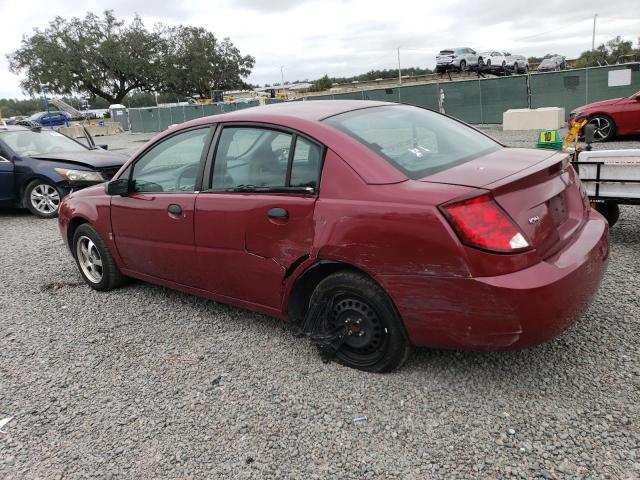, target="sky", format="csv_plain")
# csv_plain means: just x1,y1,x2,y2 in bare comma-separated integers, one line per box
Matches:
0,0,638,99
